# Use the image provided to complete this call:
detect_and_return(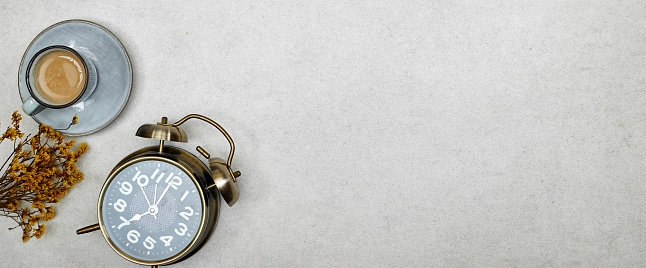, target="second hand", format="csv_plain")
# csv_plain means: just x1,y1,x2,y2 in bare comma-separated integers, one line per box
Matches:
153,184,158,209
